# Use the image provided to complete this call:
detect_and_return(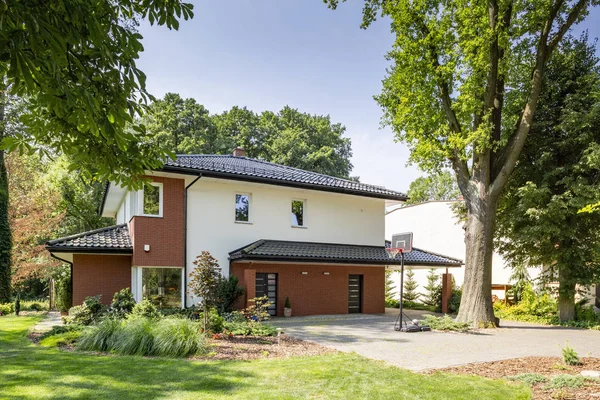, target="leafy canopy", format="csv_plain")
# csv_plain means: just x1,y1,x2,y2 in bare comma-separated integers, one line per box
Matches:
406,171,460,205
1,0,194,188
